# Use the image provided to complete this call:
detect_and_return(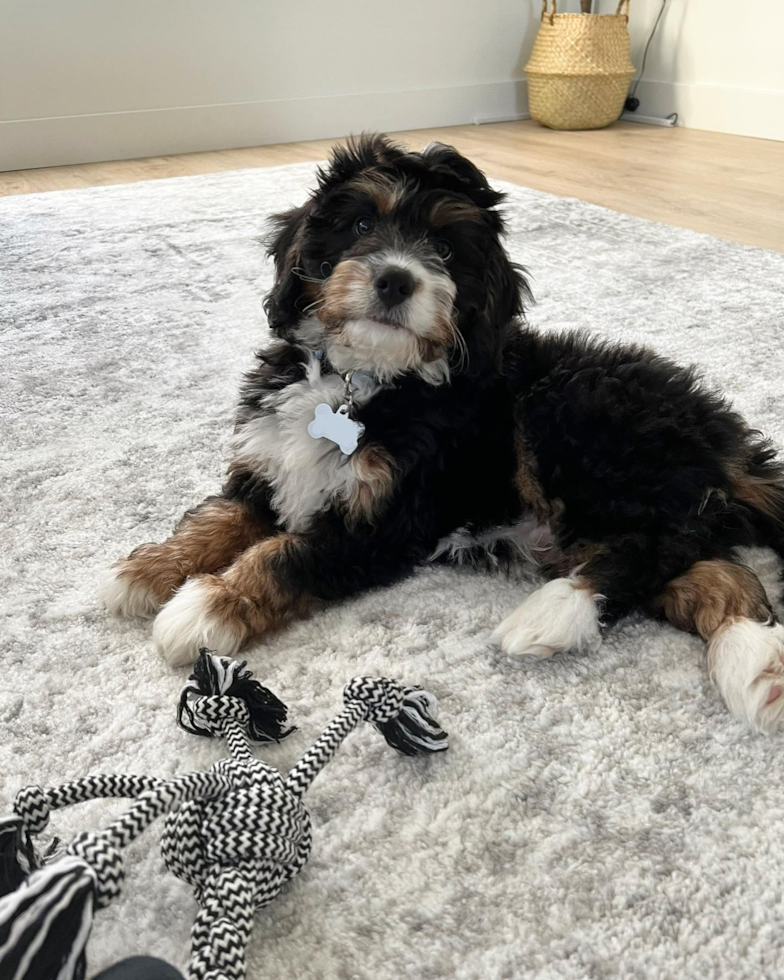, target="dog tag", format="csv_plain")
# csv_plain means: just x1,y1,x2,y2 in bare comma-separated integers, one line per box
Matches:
308,403,365,456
